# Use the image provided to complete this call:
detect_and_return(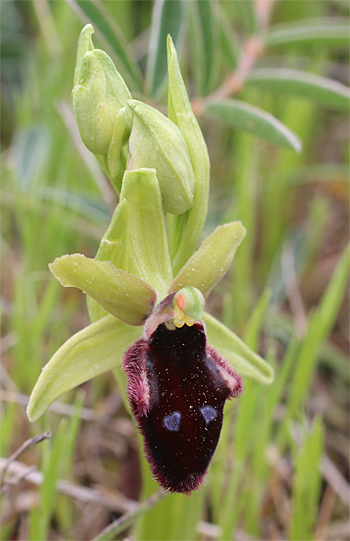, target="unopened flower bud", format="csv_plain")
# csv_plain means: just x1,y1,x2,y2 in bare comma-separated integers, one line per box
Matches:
128,100,195,215
72,25,132,156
